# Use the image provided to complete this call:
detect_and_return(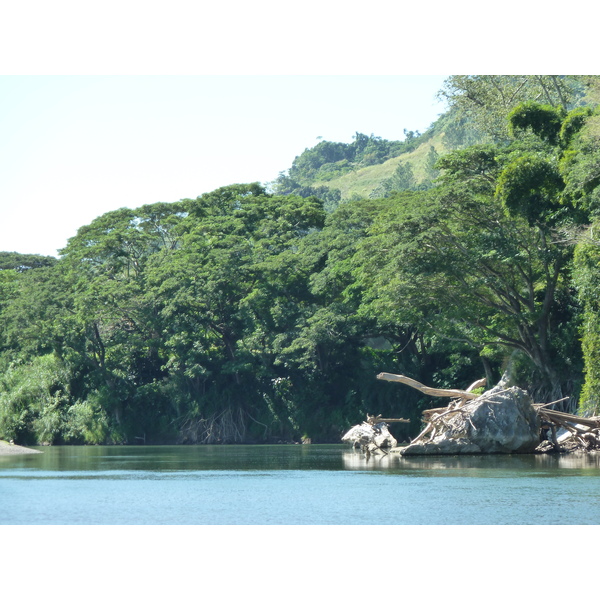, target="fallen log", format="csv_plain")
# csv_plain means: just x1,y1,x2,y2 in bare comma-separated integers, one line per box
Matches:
366,413,410,425
466,377,487,392
537,408,600,429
